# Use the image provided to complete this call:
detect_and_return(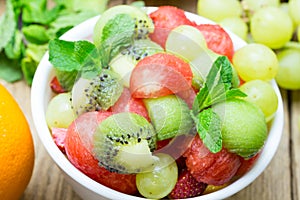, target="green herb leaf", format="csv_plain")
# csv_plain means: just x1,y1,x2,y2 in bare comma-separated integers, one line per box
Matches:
49,39,101,90
54,0,109,13
0,52,22,82
0,0,16,51
191,56,247,153
4,30,24,60
193,56,246,113
72,0,109,13
25,43,48,63
48,11,98,38
130,1,146,8
99,13,135,67
19,43,48,85
22,0,61,24
225,88,247,99
22,25,50,44
21,57,37,85
195,108,222,153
